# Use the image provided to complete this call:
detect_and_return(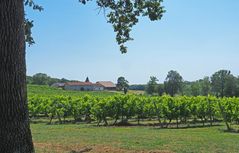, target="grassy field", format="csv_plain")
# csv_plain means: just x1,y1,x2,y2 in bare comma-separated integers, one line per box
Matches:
28,84,145,97
31,121,239,153
28,85,119,97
